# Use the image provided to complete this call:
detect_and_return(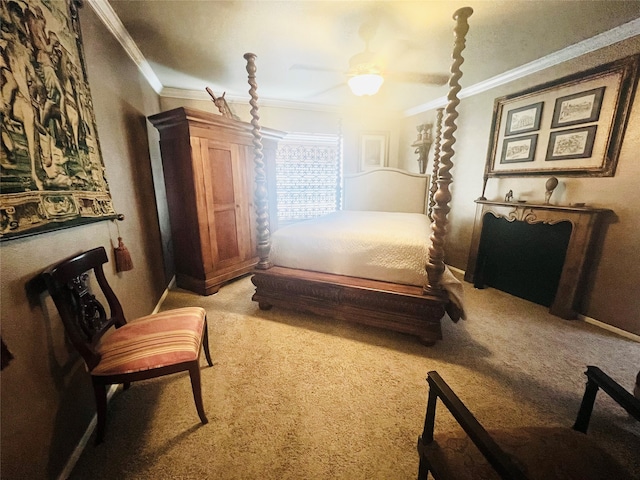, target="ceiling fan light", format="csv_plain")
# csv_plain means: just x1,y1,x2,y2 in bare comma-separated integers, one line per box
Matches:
348,74,384,96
